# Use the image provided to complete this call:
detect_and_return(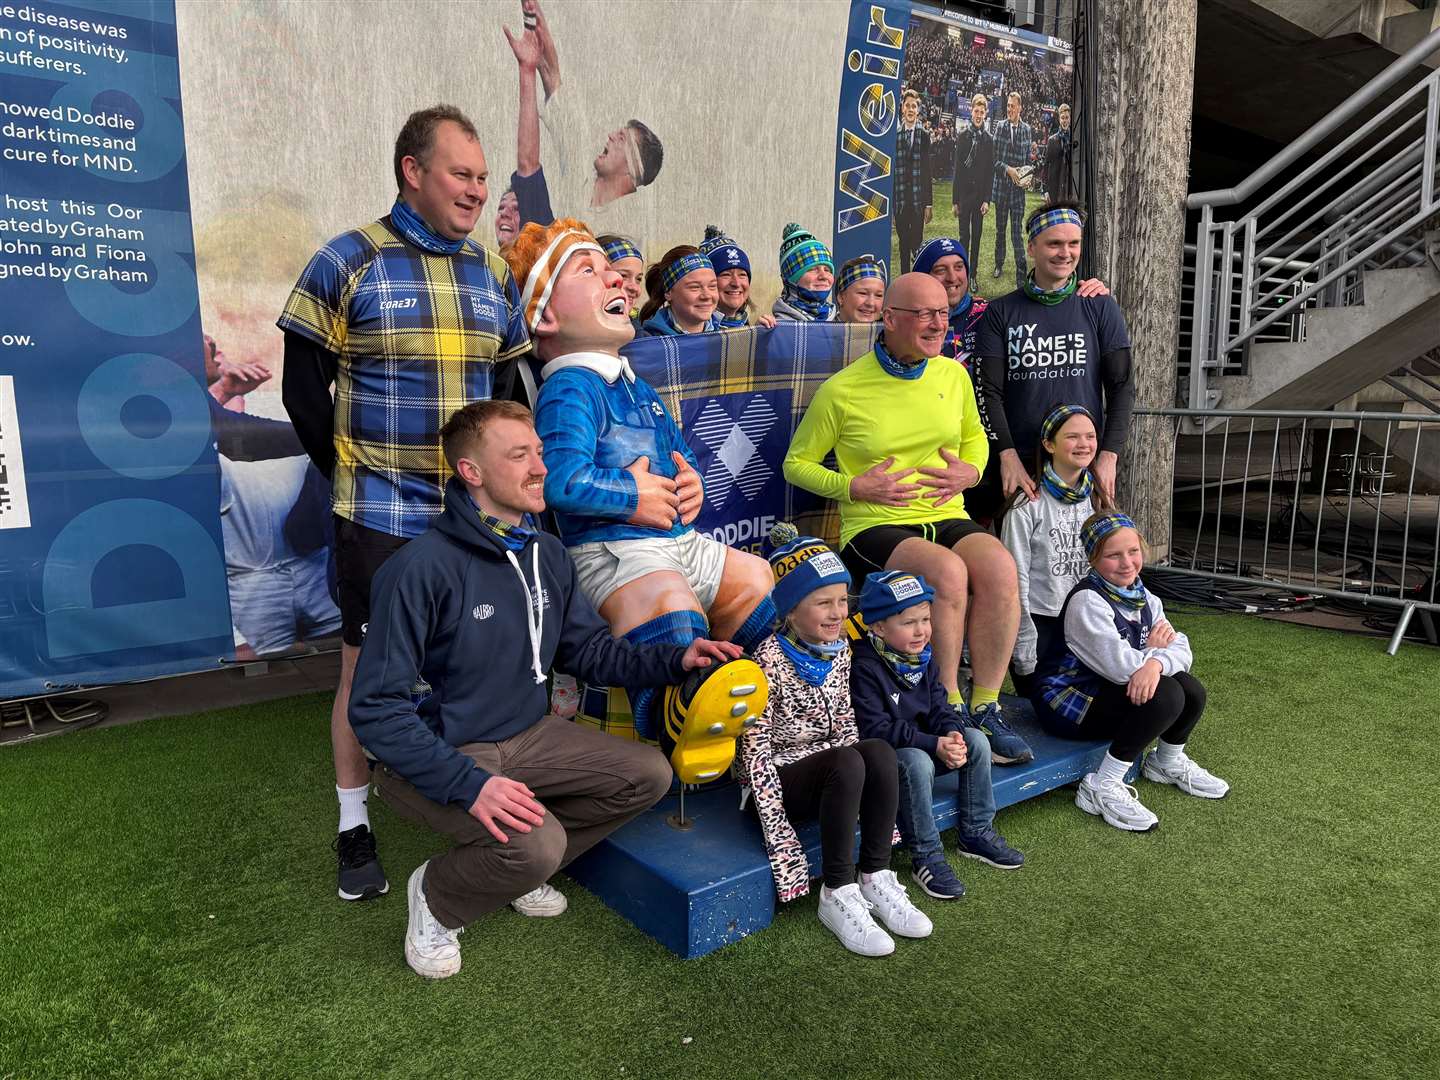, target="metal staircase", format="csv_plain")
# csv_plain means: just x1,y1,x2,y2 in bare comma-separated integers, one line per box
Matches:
1184,26,1440,418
